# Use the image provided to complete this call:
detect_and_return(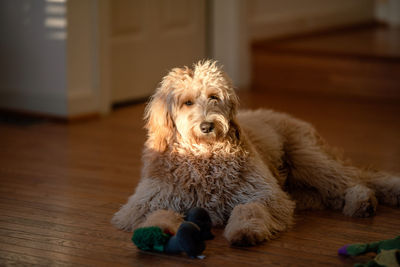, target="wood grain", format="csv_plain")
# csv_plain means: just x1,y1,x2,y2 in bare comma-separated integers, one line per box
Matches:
1,25,400,266
1,90,399,266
